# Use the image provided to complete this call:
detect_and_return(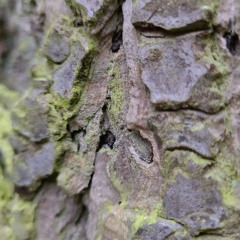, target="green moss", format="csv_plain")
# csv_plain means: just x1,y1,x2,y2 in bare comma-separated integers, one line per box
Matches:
0,85,19,108
108,64,124,126
53,139,78,173
55,108,102,194
45,27,96,140
195,33,228,79
15,19,98,192
66,0,88,21
57,152,94,195
189,33,229,112
205,146,240,210
0,85,19,174
0,84,35,239
132,204,162,234
31,56,54,79
161,150,213,181
68,0,118,29
0,108,14,174
104,148,169,237
132,0,139,4
48,65,94,139
57,163,78,192
148,49,163,61
189,155,212,168
105,149,164,235
191,122,205,132
9,196,36,240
